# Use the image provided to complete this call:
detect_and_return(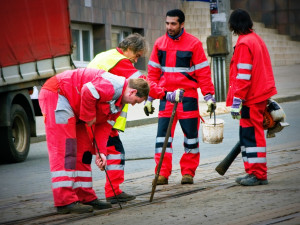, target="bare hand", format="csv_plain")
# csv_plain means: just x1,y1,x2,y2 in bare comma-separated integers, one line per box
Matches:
95,153,107,171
